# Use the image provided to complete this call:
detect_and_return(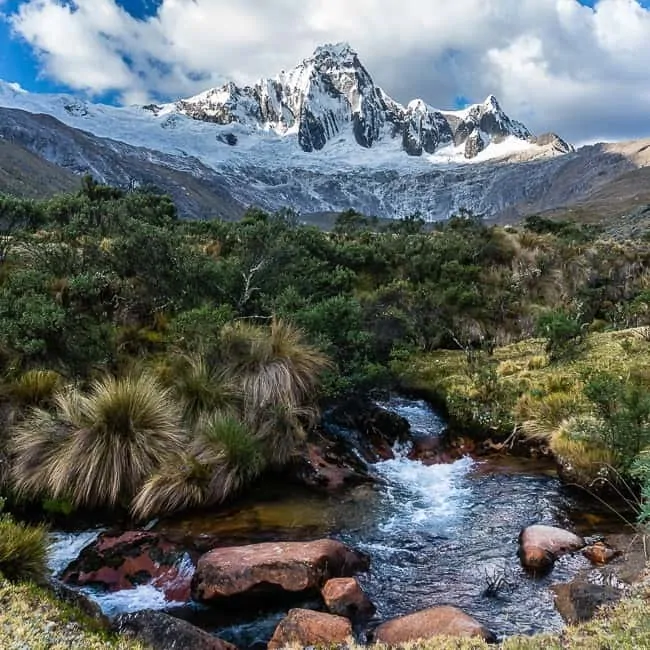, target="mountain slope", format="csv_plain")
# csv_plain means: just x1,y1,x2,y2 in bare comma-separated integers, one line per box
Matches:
0,44,646,222
0,107,246,219
0,138,78,198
